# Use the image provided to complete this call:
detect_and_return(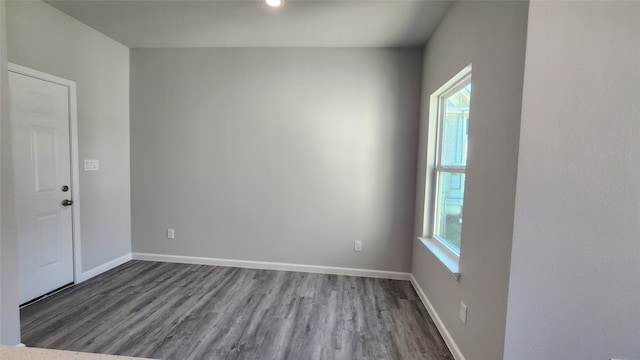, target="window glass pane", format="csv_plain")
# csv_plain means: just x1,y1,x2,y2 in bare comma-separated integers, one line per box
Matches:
434,172,465,253
440,83,471,167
